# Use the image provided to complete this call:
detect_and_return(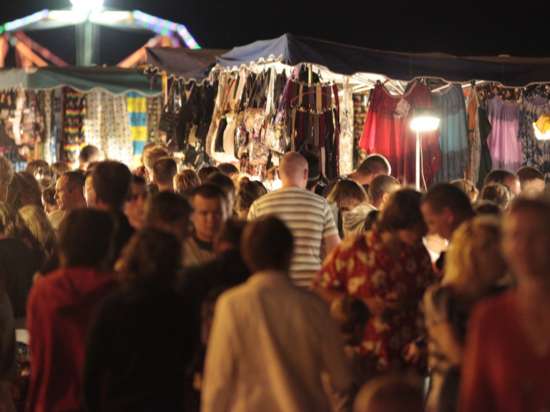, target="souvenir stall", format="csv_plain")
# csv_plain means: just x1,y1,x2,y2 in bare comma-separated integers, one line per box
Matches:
153,34,550,187
0,66,162,169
